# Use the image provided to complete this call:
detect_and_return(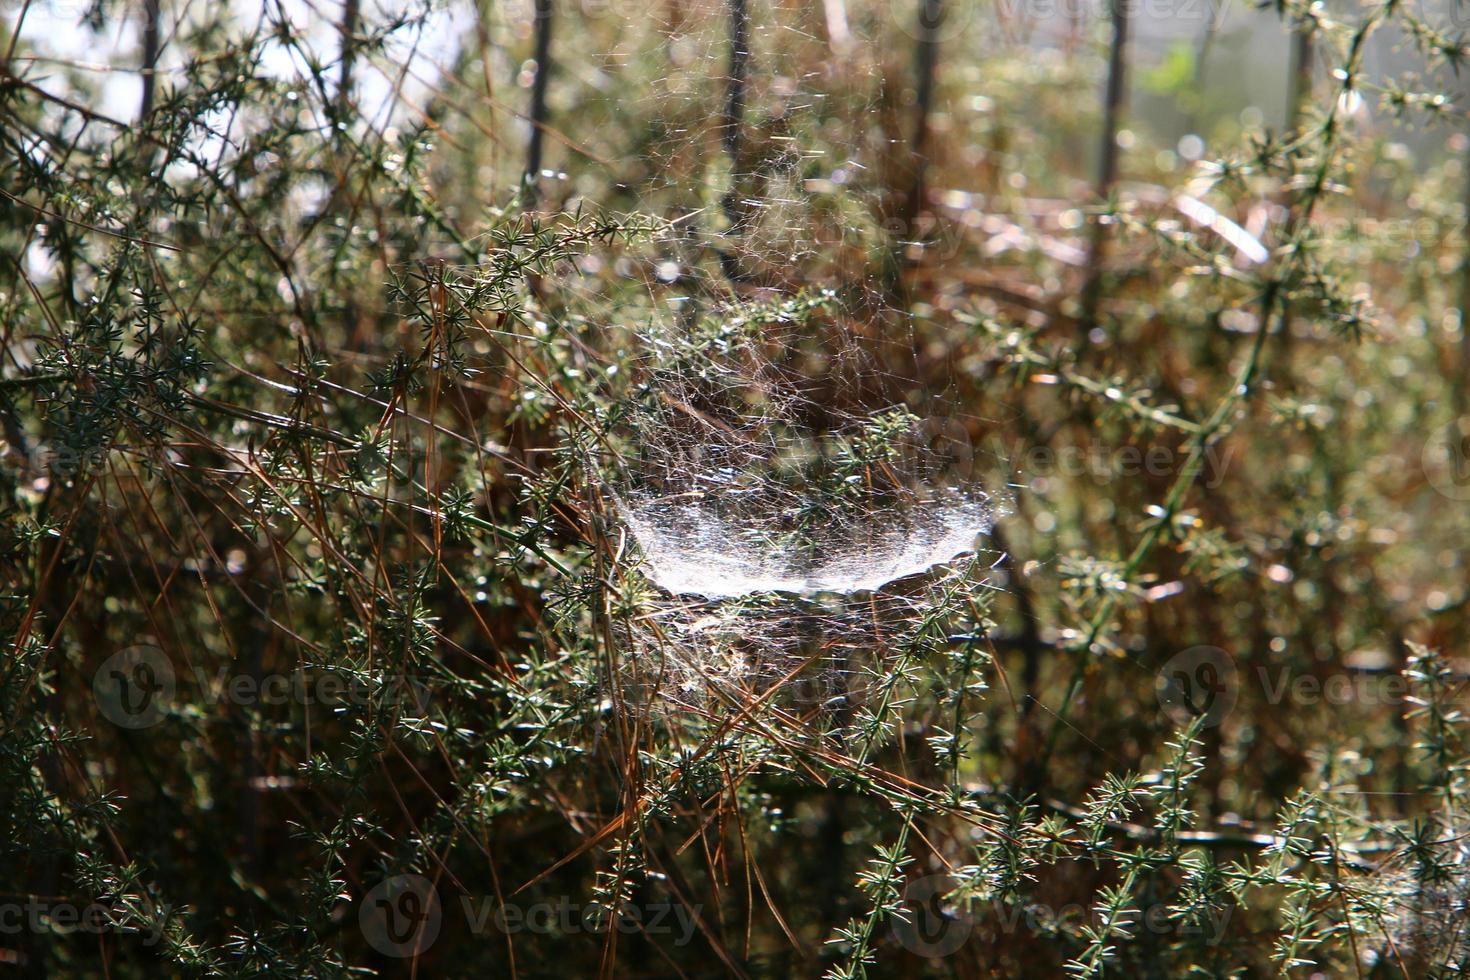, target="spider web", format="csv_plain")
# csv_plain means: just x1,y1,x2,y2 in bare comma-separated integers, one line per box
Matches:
607,327,998,601
590,298,1002,704
517,1,1010,704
